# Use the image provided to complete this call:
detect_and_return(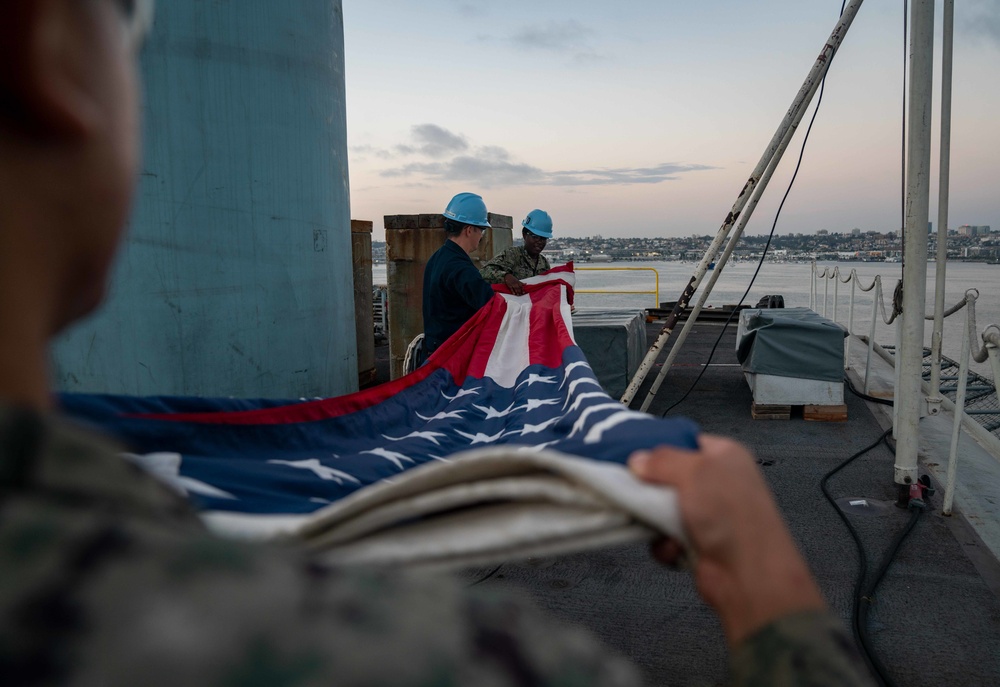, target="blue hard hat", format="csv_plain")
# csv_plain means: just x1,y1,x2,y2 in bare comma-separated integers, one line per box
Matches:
521,209,553,238
443,192,491,228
